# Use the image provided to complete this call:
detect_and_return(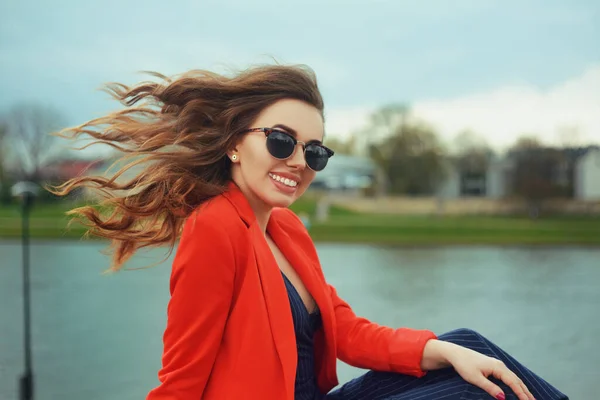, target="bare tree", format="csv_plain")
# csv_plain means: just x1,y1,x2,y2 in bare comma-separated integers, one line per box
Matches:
323,136,357,156
508,135,565,218
452,130,494,195
4,102,66,181
513,135,543,150
556,125,583,148
453,130,492,169
0,120,7,203
369,116,447,196
349,103,409,157
0,120,6,182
